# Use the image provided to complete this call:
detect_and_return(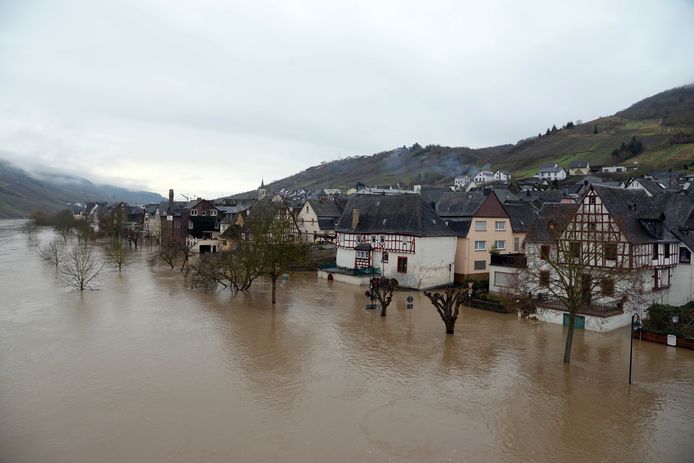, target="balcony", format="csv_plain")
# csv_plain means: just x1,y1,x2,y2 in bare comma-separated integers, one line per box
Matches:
490,253,527,268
